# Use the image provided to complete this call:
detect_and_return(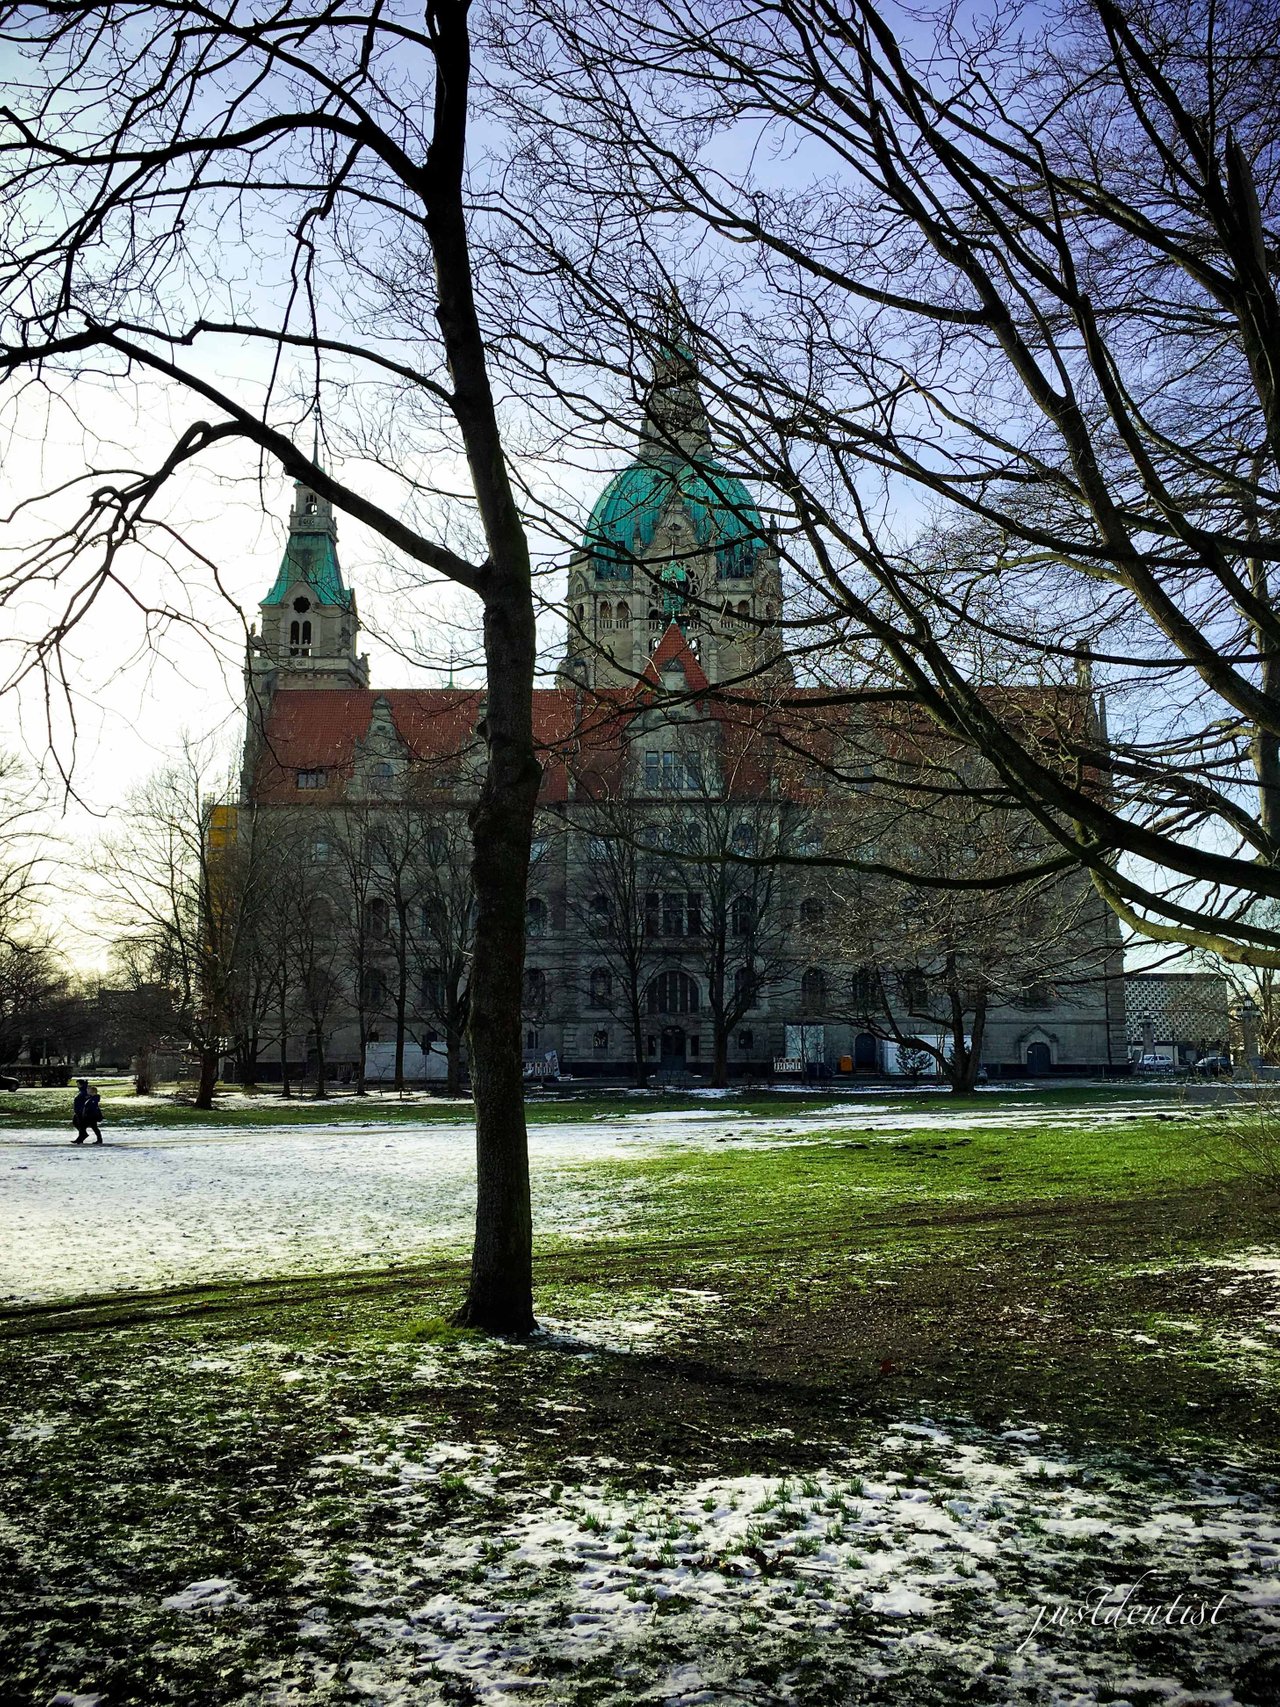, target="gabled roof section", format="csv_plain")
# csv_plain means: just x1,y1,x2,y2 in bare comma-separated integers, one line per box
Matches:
638,622,711,696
